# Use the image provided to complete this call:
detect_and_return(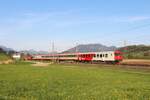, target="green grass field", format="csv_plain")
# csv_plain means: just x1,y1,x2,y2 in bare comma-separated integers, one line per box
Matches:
0,62,150,100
